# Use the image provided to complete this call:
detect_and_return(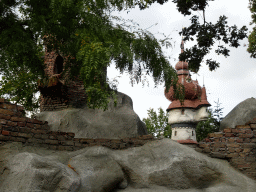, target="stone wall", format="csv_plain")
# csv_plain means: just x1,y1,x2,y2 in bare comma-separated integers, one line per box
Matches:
196,119,256,180
2,97,256,180
0,98,154,150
